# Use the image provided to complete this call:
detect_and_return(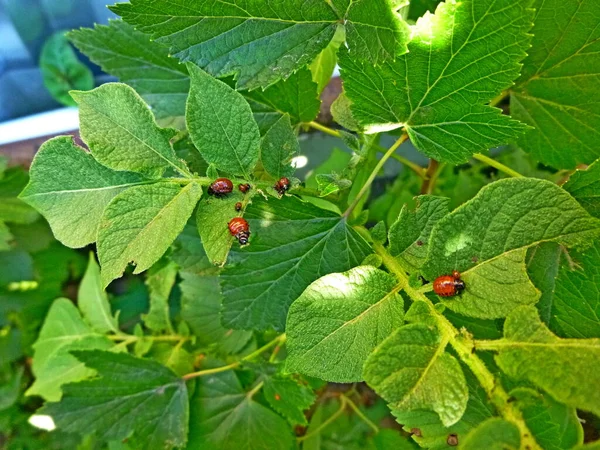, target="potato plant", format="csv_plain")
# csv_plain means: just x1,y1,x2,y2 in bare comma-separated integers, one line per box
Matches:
2,0,600,449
